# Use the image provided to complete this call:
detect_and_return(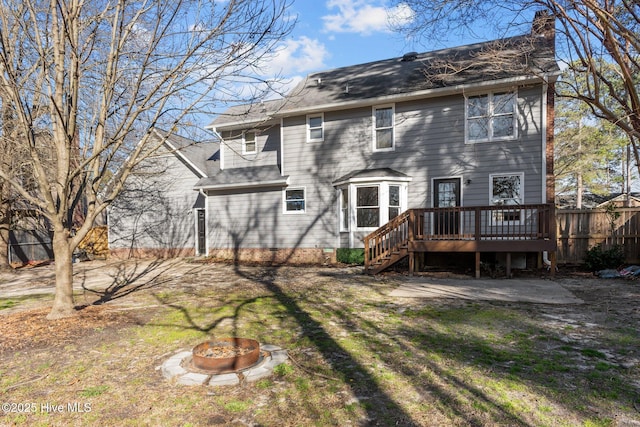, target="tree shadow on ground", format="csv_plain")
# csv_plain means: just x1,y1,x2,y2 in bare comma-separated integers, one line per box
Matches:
232,265,422,426
76,259,201,306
